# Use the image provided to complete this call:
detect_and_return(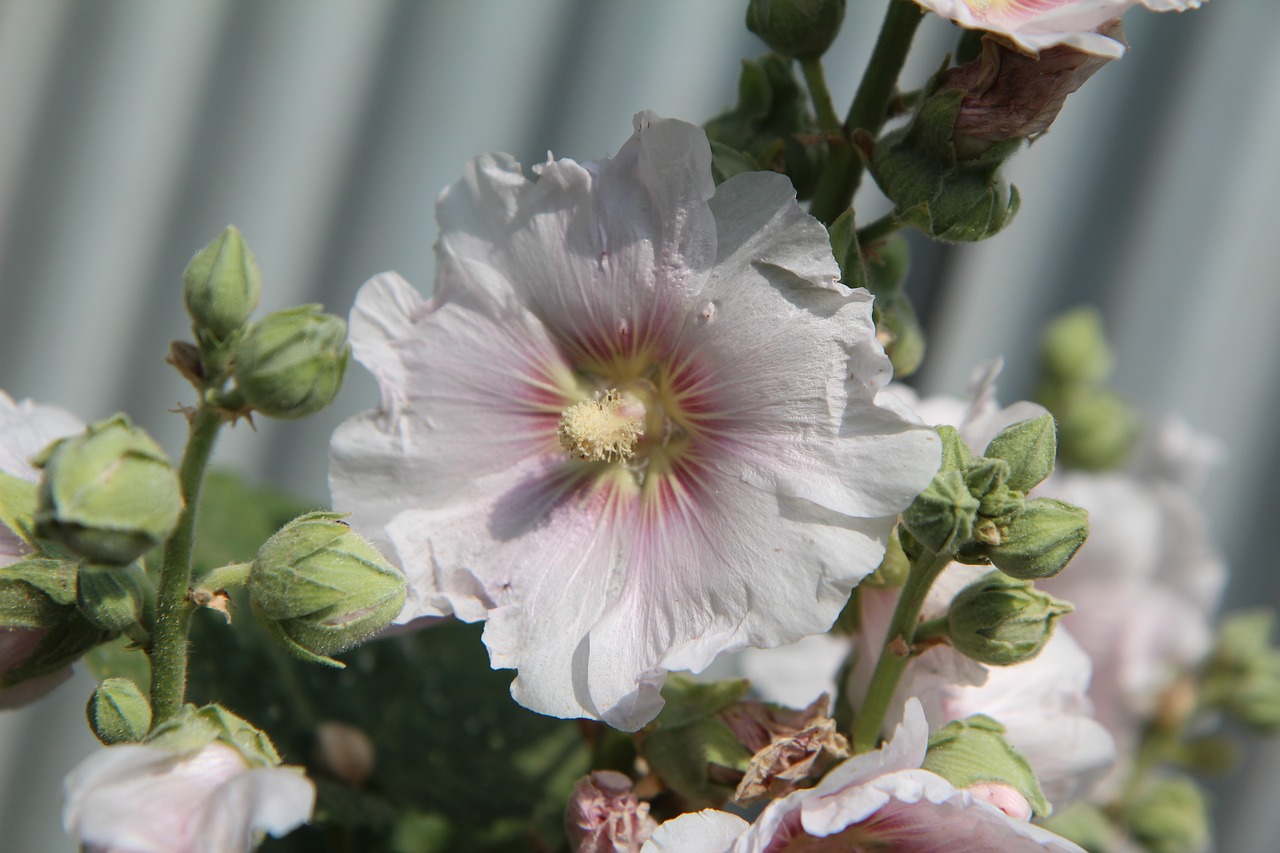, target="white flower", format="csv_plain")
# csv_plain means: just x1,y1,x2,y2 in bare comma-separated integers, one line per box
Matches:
911,0,1206,58
329,113,940,730
62,742,315,853
640,700,1086,853
0,390,84,706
